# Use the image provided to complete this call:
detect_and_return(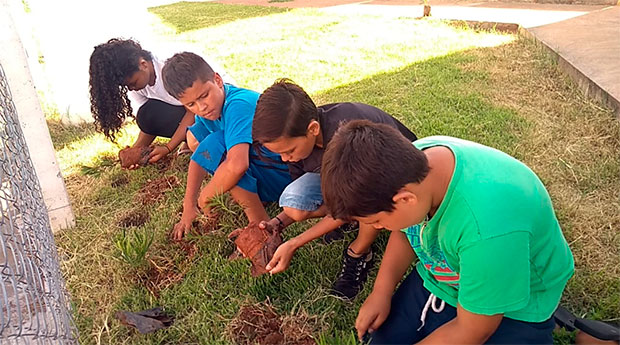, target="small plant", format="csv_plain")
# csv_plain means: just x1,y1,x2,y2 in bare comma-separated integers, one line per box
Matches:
114,228,154,267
